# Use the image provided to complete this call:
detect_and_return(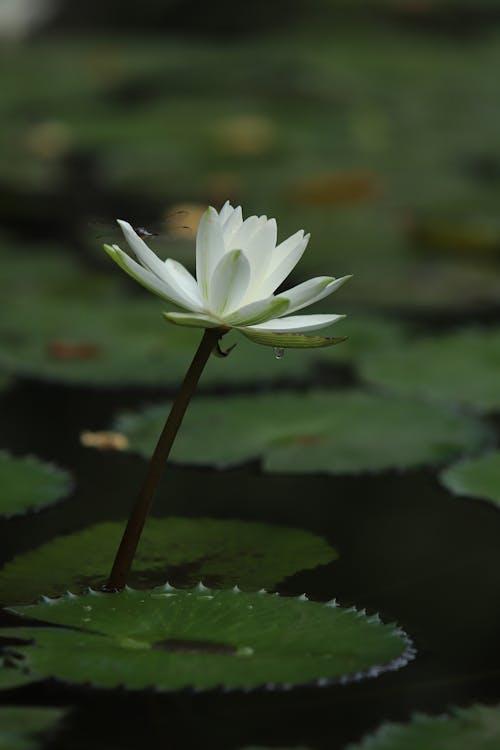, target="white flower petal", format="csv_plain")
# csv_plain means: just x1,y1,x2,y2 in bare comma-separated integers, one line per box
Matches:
222,205,243,239
246,313,344,333
163,259,204,310
256,234,310,297
163,312,221,329
104,245,192,309
240,218,277,299
269,229,304,270
196,207,225,301
225,295,289,326
218,200,233,224
208,248,251,314
117,220,166,279
103,204,350,340
228,215,262,251
281,275,352,315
